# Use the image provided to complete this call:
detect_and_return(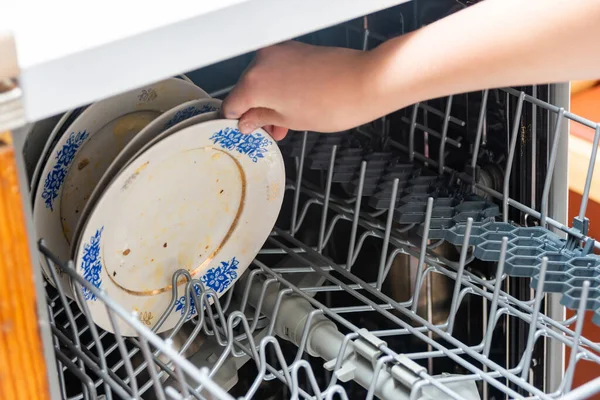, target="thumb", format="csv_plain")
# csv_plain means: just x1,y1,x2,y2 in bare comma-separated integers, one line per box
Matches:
238,107,284,134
